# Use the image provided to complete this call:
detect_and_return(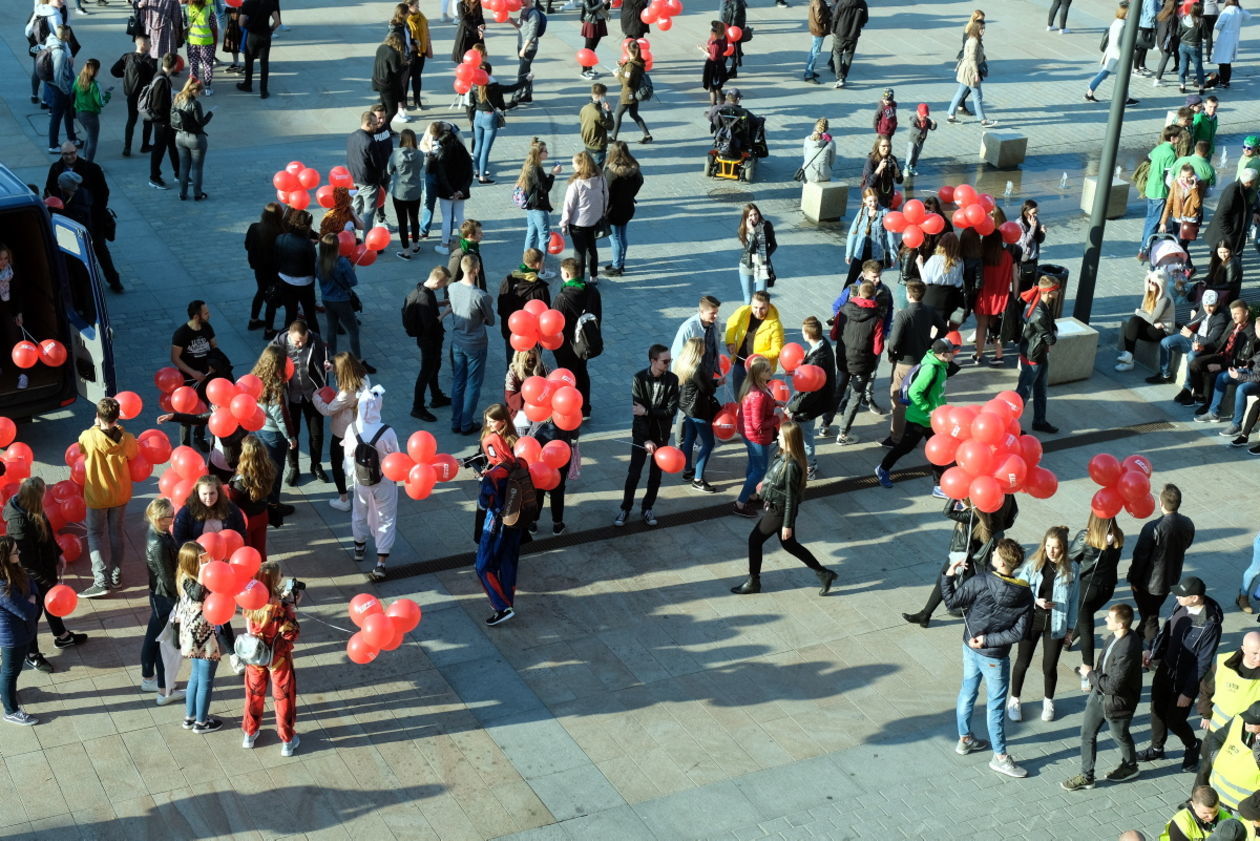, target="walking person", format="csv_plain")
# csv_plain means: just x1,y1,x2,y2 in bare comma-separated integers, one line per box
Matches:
1154,0,1183,85
884,280,944,447
943,538,1034,778
558,151,609,286
1211,0,1253,88
1048,0,1073,31
1060,603,1143,791
611,41,652,143
1160,164,1204,263
343,386,400,582
185,0,218,94
832,281,884,446
448,255,495,435
1179,3,1207,93
516,138,561,267
1087,4,1141,104
700,21,729,106
172,77,211,202
845,189,897,288
240,562,301,755
614,344,679,528
1008,526,1080,724
874,337,960,493
730,421,838,595
829,0,868,88
947,20,996,126
732,357,777,519
603,141,642,277
675,337,719,493
78,397,138,598
140,498,183,705
737,203,778,305
1128,483,1196,643
111,35,155,158
175,541,233,734
803,0,830,83
71,59,110,163
506,0,541,106
146,54,180,190
1068,514,1126,689
244,203,284,334
0,536,43,726
42,25,79,154
237,0,279,98
1015,275,1060,434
